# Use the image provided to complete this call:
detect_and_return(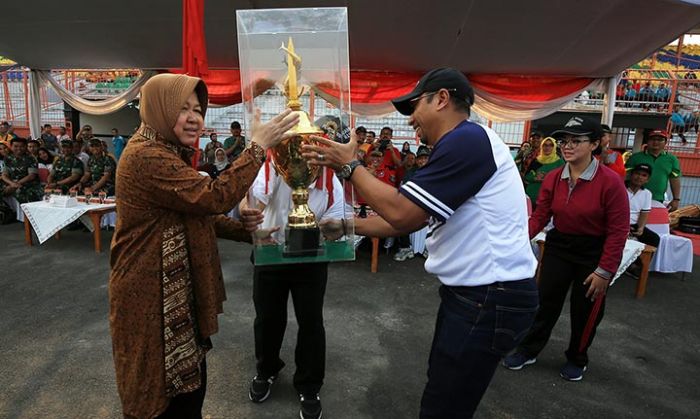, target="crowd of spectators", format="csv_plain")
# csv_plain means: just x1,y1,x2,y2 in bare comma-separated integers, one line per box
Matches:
0,122,120,210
